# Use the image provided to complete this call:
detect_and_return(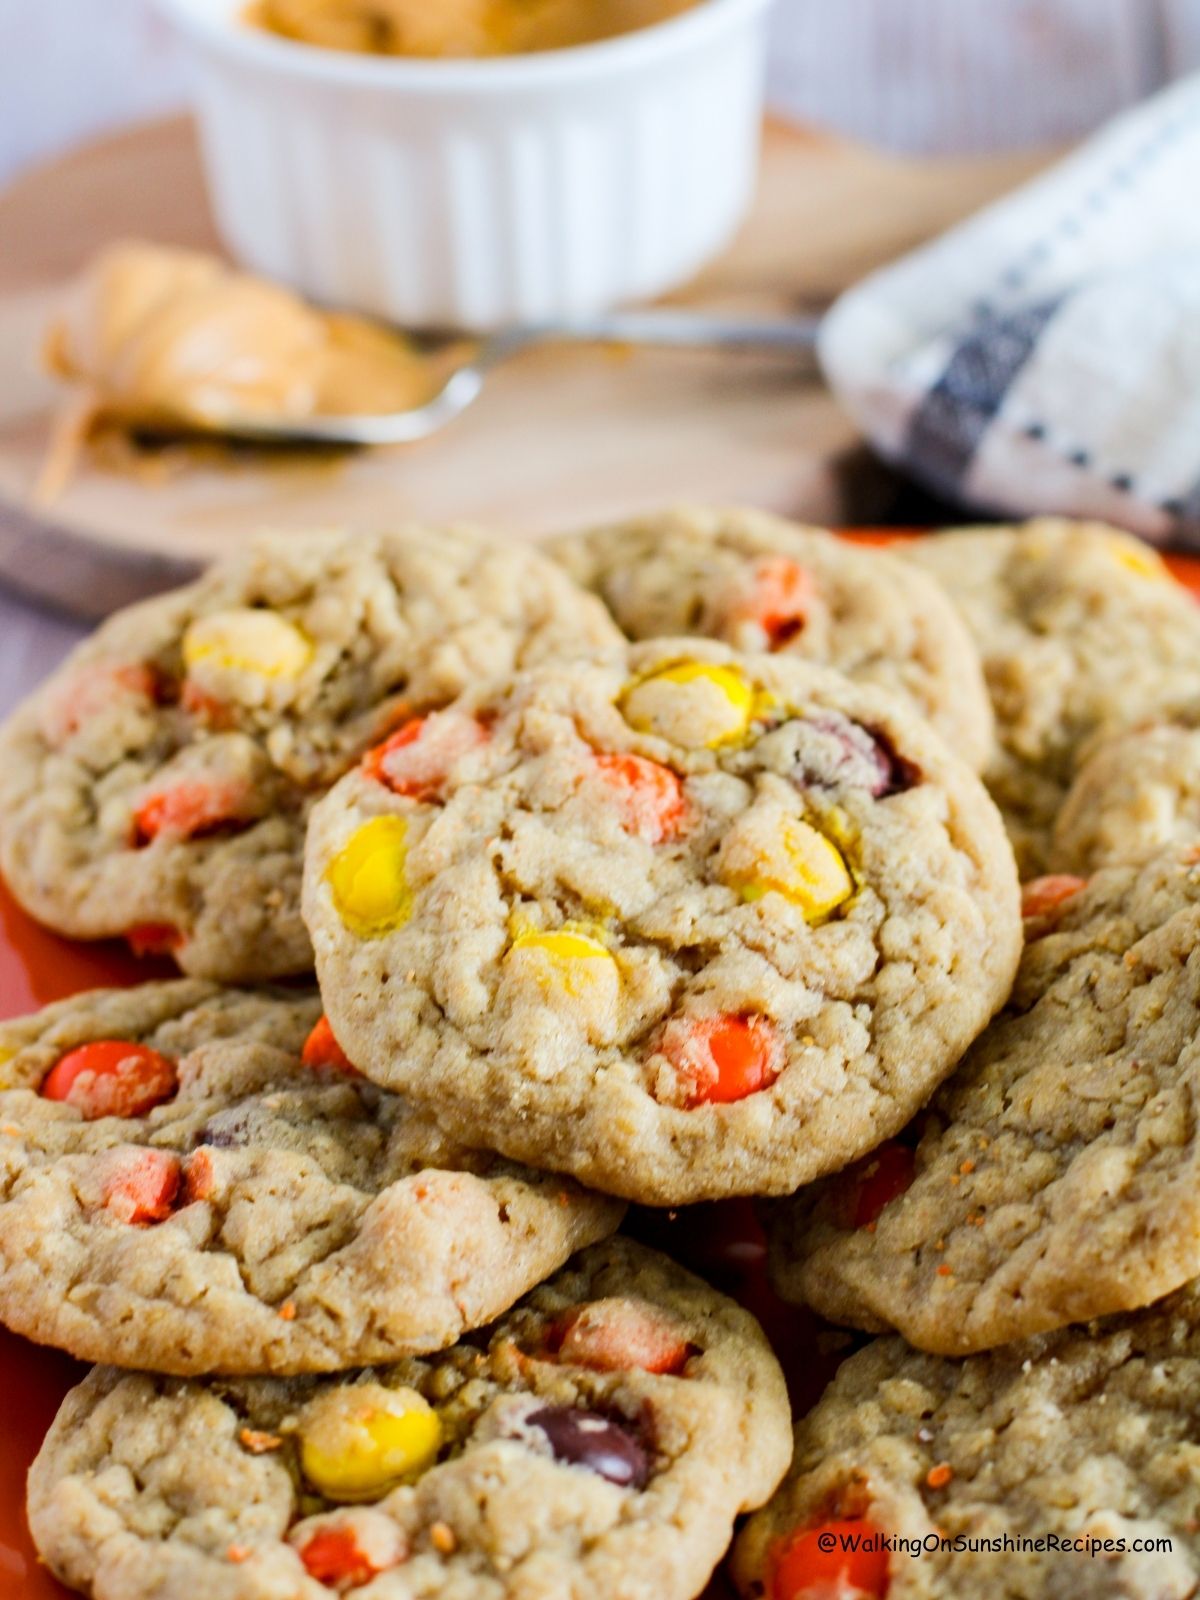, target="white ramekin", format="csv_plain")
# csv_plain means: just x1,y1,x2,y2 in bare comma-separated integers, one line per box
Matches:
155,0,774,329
